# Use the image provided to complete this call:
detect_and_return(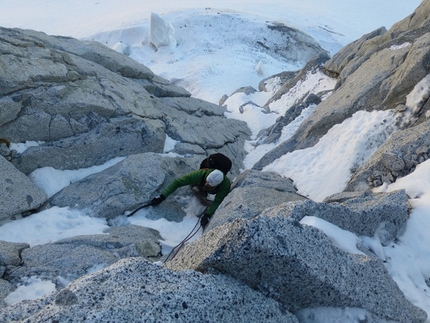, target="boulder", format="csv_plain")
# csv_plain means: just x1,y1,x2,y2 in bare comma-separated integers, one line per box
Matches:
11,116,165,175
346,119,430,191
0,26,250,177
0,241,29,267
0,257,298,323
0,279,13,309
0,156,47,221
45,153,202,219
211,173,409,246
167,212,426,323
205,169,307,231
5,225,162,288
321,189,409,244
226,189,408,246
263,22,328,62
